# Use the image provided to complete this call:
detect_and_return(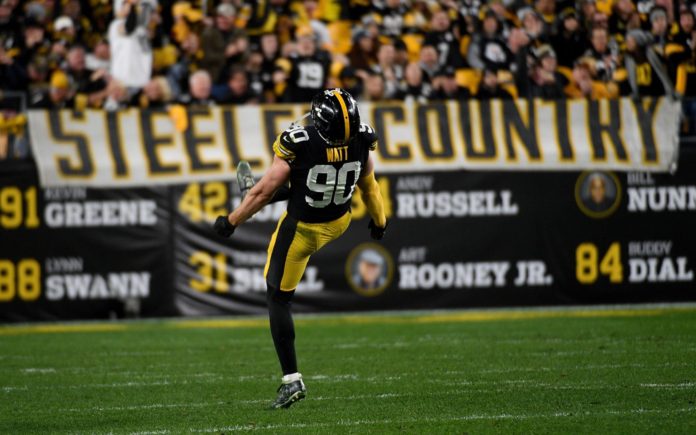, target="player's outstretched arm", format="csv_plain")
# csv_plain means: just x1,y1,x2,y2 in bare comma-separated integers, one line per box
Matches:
229,155,291,226
214,156,291,237
357,155,387,239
